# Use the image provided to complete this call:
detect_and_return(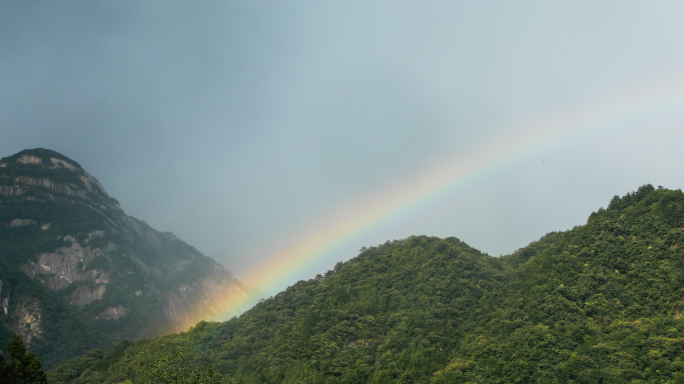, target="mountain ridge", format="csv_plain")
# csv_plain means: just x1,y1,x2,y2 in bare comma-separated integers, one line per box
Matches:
48,184,684,383
0,148,257,369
